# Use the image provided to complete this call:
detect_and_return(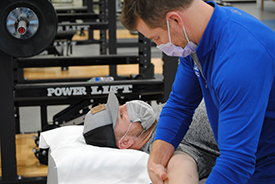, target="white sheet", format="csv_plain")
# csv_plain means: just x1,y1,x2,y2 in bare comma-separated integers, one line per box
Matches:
39,125,151,184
